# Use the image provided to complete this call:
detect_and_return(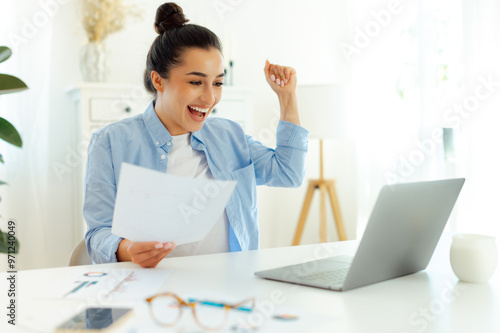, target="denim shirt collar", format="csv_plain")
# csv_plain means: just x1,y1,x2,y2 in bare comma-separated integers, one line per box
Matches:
142,100,206,151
